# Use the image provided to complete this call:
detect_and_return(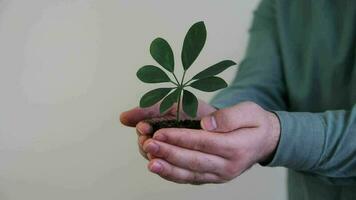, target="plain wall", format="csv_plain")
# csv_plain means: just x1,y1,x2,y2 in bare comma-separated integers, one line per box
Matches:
0,0,286,199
